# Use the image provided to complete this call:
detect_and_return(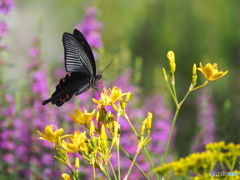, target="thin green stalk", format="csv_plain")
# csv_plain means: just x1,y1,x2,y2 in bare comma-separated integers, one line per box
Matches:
101,169,111,180
117,113,121,180
109,160,118,180
143,146,160,180
163,107,180,164
67,166,78,180
179,90,191,108
231,156,237,171
93,164,96,180
117,142,121,180
123,152,139,180
104,164,111,180
119,145,149,179
124,113,158,179
123,114,138,136
170,73,177,100
165,75,178,106
220,162,226,171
